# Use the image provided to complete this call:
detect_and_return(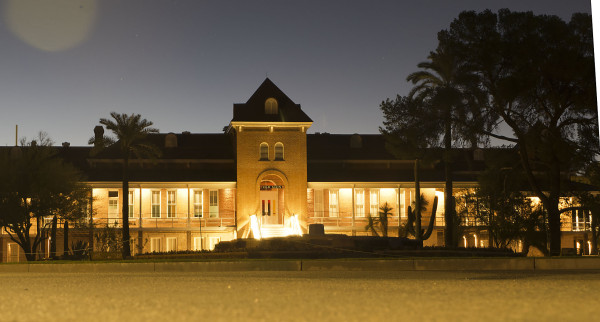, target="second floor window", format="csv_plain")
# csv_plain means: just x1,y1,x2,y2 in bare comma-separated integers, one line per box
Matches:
329,190,339,217
128,191,135,218
167,191,176,218
274,142,284,160
194,190,203,218
355,189,364,217
260,143,269,160
108,191,118,218
151,191,161,218
209,190,219,218
370,190,379,216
